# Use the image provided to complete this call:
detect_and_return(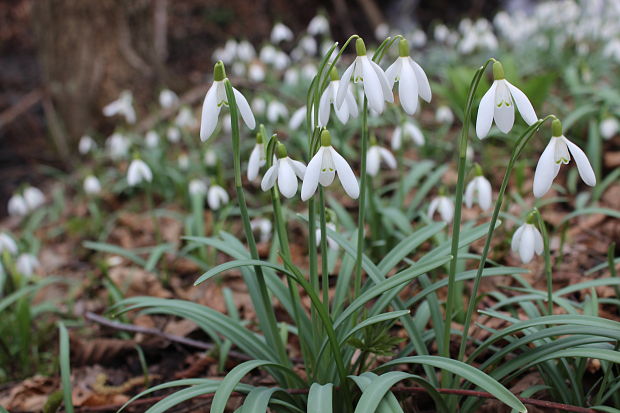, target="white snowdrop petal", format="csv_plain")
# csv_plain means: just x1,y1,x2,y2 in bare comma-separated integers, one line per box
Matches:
336,63,355,109
301,147,324,201
477,177,493,211
439,198,454,222
248,145,261,181
330,147,359,199
391,127,402,150
427,198,439,219
361,58,385,113
345,90,359,118
379,147,397,169
384,58,401,88
290,159,307,179
506,81,537,125
398,61,419,115
519,225,536,263
277,159,298,198
511,225,524,253
200,85,220,141
476,81,497,139
533,227,544,256
370,60,394,103
493,81,515,133
261,165,278,191
405,123,425,146
564,138,596,186
533,139,558,198
318,88,331,126
233,88,256,130
464,180,475,209
409,58,432,102
367,147,381,177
